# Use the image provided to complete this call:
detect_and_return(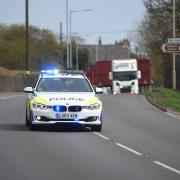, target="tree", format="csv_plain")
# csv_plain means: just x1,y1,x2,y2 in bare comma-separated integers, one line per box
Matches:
0,24,60,71
136,0,180,86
